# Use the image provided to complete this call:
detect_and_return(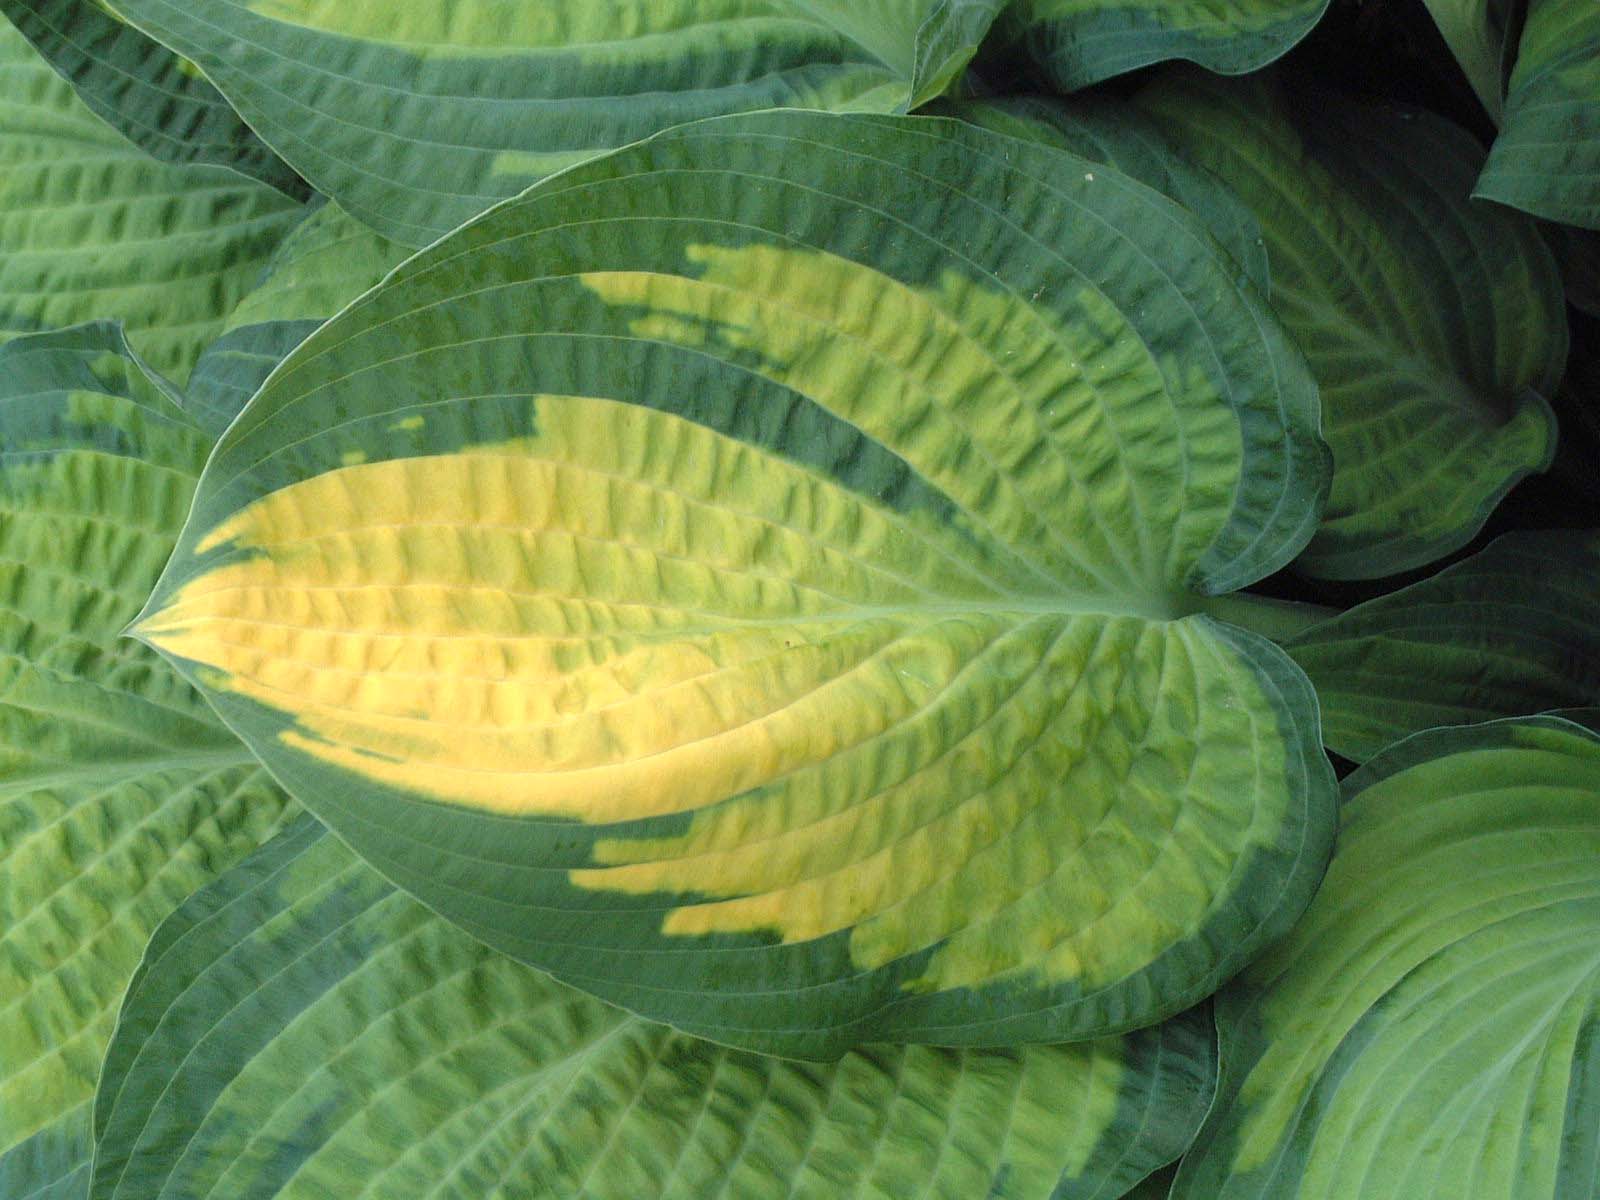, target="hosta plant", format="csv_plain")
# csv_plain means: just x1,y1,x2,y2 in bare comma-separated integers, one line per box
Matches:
1,2,1597,1198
